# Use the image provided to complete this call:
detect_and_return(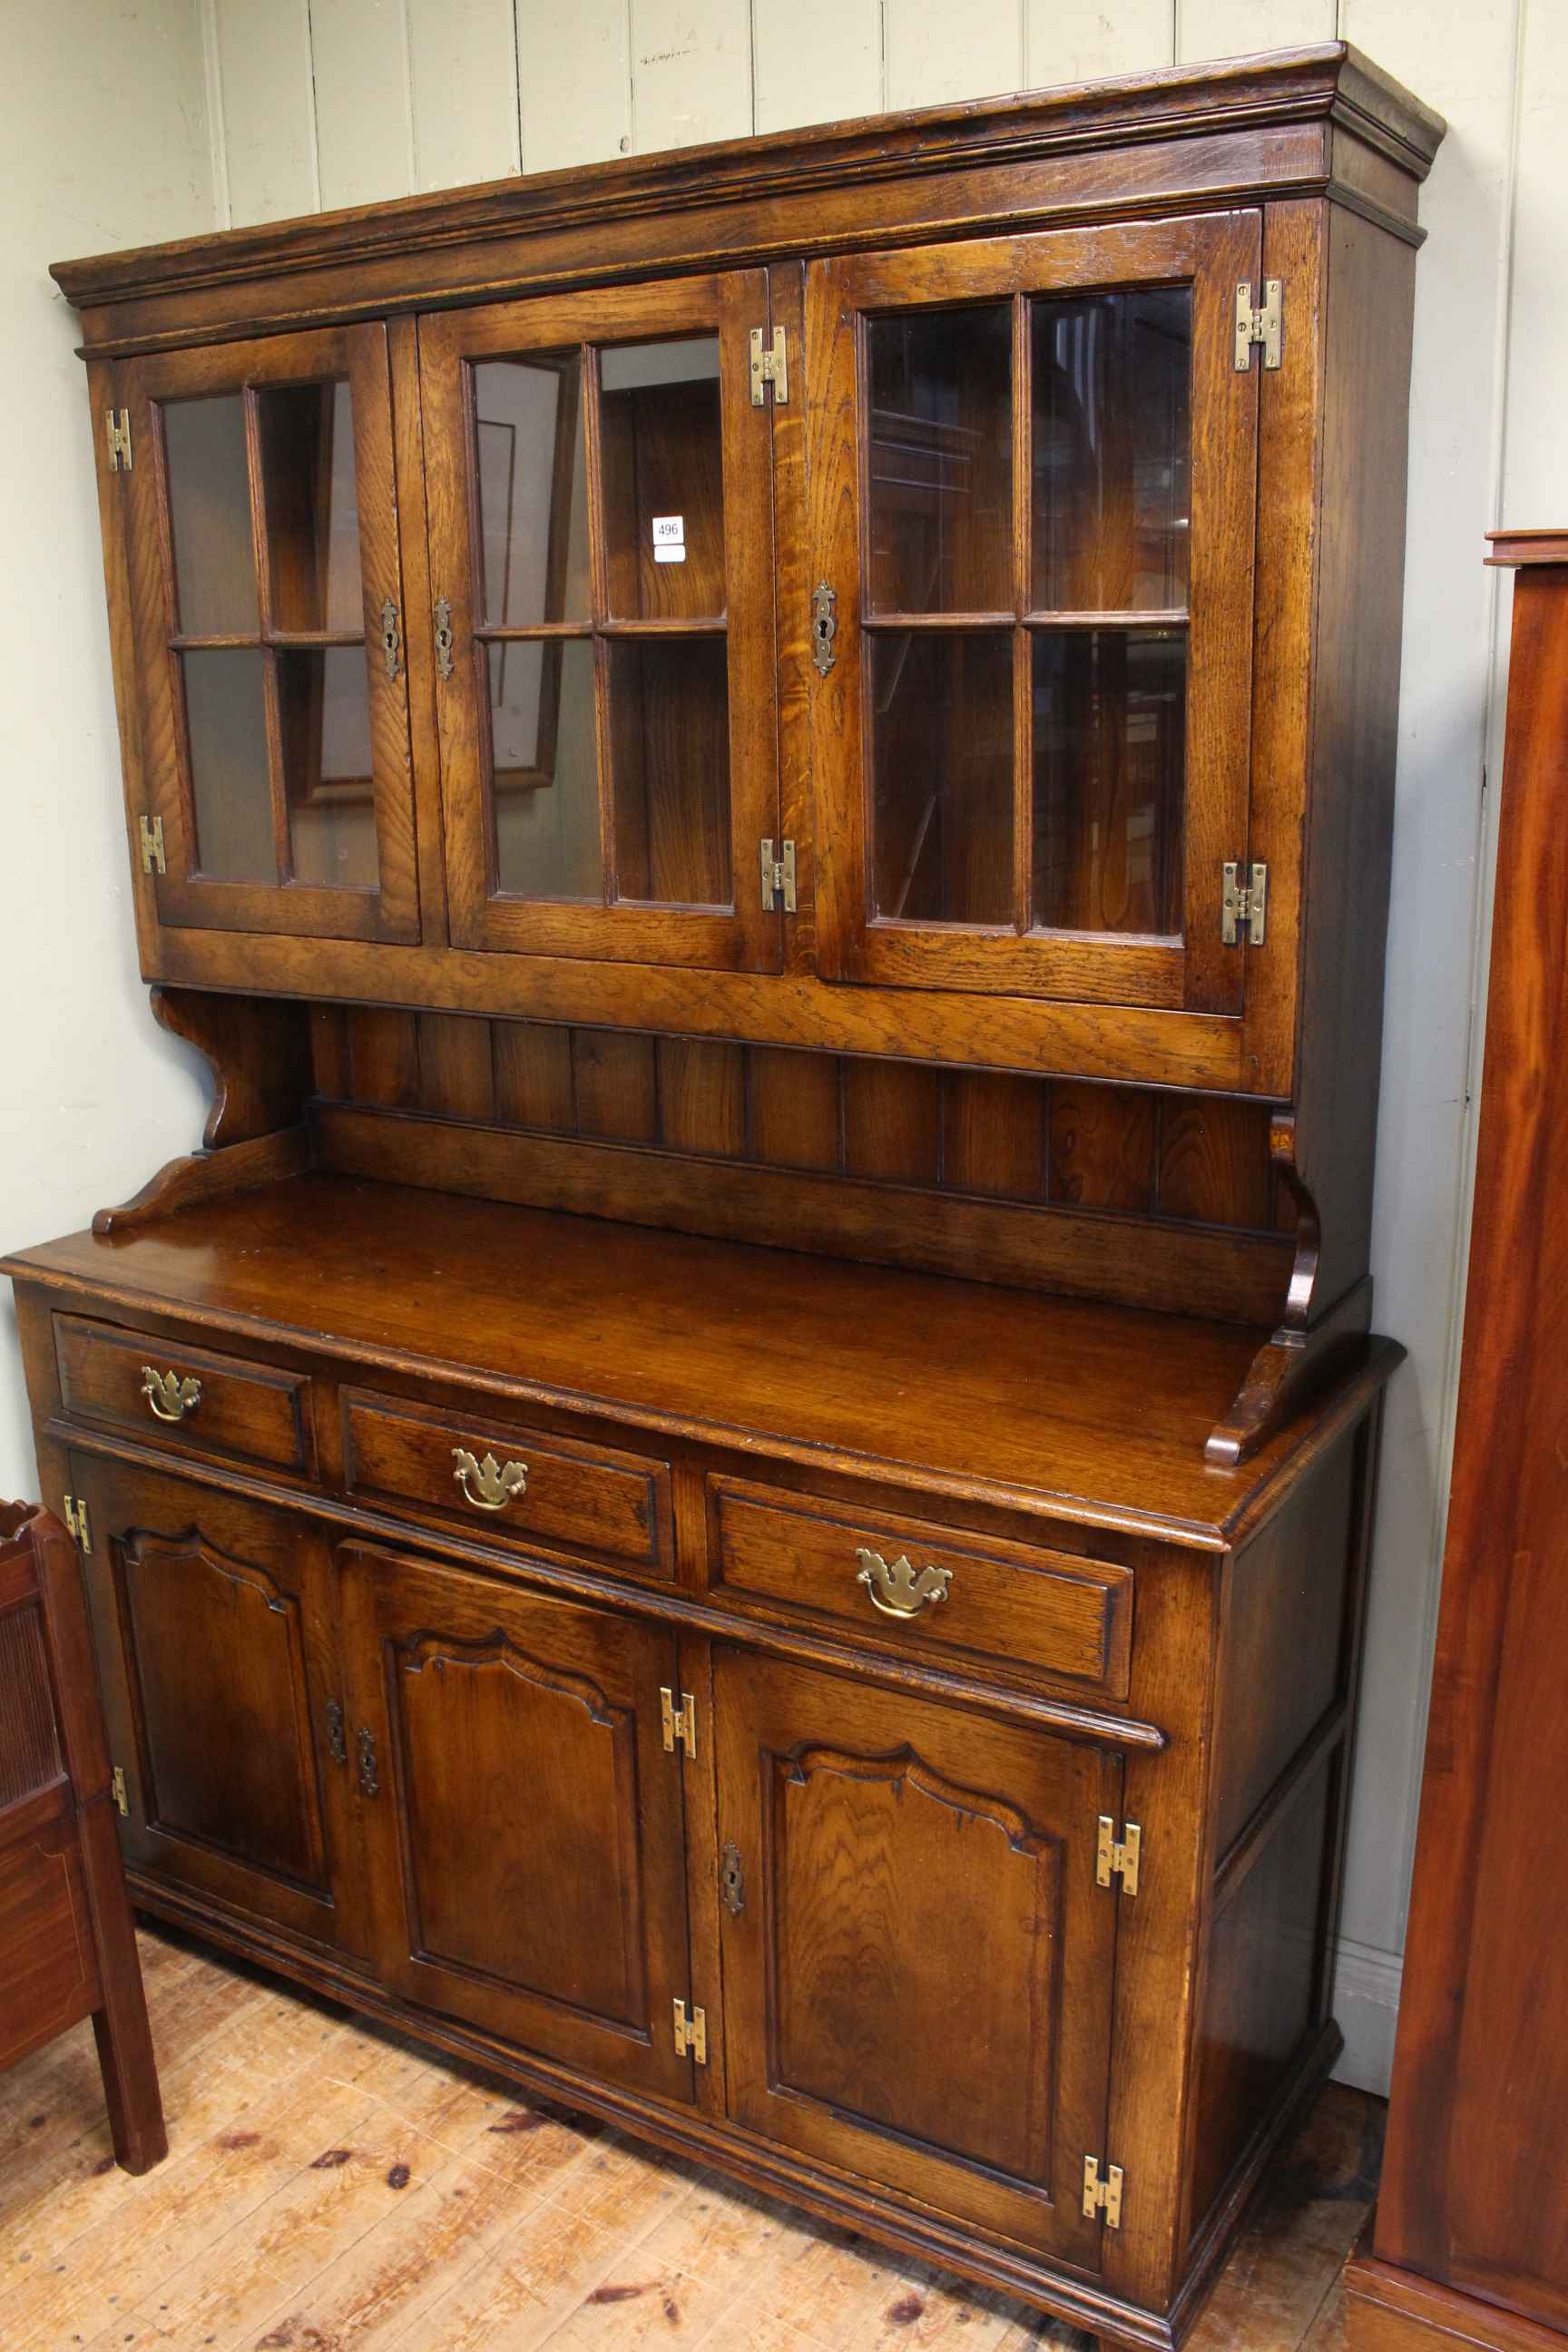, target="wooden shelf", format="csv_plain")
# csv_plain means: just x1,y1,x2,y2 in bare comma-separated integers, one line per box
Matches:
4,1171,1398,1546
